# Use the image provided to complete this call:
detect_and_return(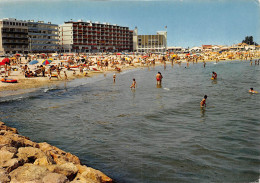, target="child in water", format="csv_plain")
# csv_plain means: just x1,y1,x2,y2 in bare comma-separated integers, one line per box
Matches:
200,95,207,108
130,78,136,89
